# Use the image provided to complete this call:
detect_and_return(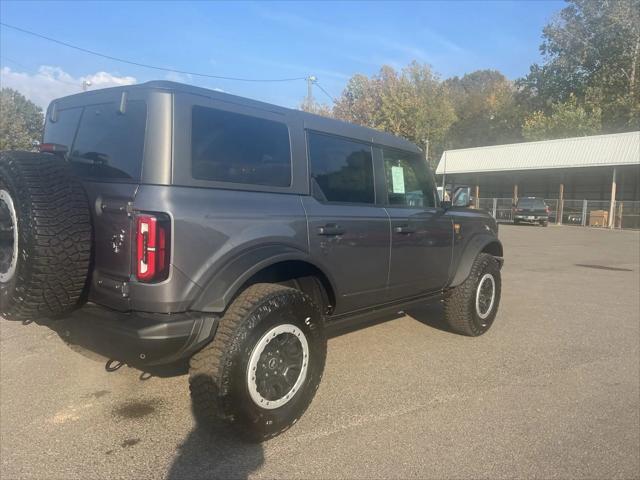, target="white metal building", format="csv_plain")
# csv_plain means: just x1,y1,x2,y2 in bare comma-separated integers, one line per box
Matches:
436,131,640,228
